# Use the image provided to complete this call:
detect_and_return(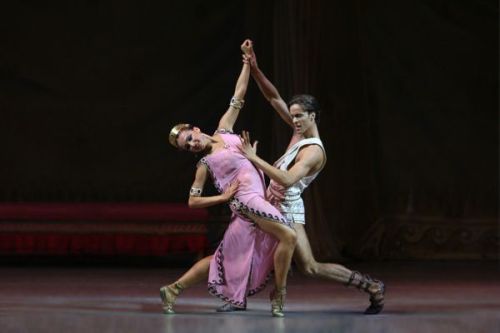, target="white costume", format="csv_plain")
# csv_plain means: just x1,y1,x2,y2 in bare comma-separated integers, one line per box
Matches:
267,137,326,224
